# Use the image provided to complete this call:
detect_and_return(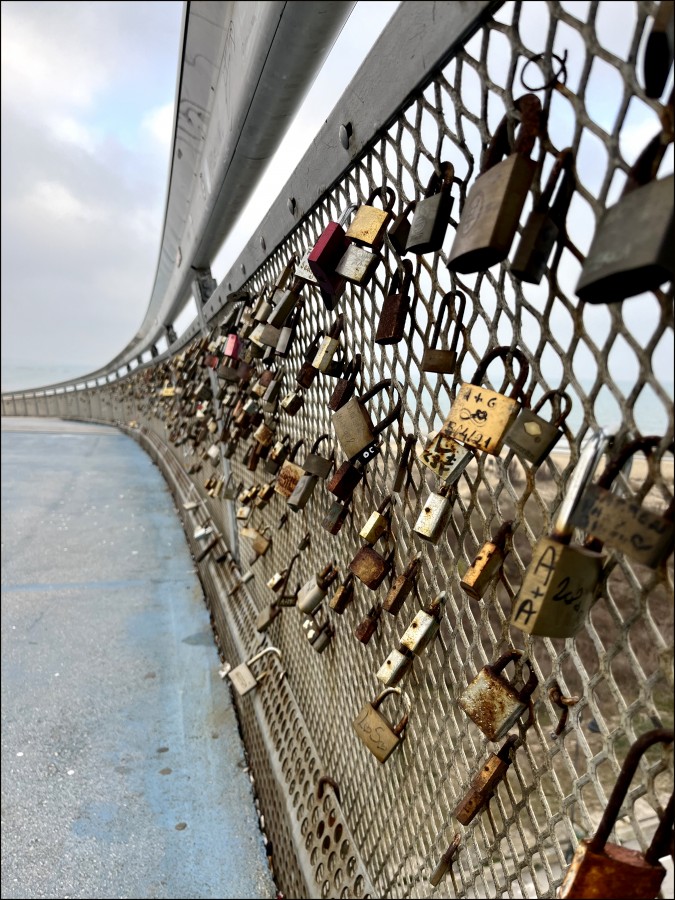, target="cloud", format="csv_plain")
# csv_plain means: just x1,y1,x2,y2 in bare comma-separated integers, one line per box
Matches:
142,102,175,153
